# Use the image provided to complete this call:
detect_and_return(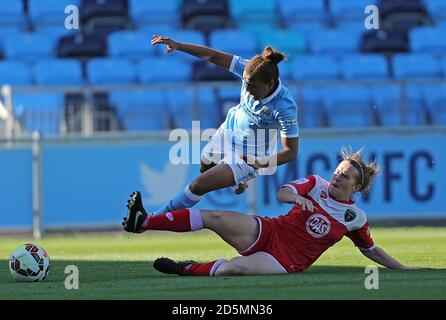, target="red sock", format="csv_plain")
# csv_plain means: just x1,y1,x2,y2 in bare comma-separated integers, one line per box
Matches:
140,209,203,232
184,259,227,276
